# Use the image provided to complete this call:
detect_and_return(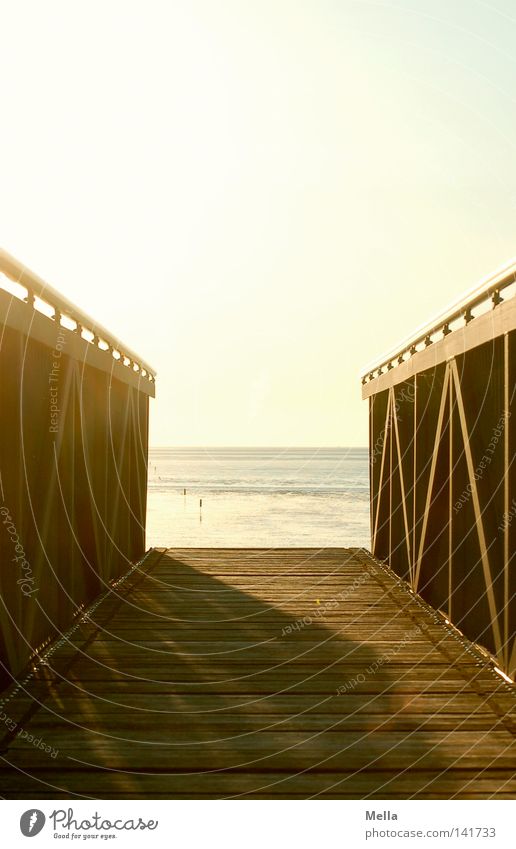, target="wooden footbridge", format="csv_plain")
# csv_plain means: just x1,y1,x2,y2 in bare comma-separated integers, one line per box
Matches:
1,548,515,799
0,252,515,799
